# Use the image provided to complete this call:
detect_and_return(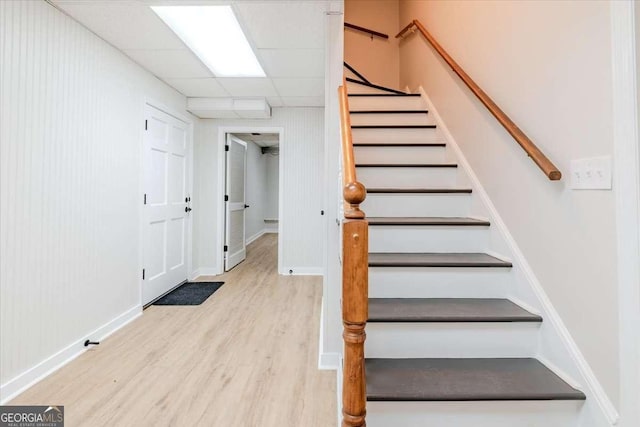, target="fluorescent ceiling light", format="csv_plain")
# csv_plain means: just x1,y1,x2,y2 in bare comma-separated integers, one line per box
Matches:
151,5,265,77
